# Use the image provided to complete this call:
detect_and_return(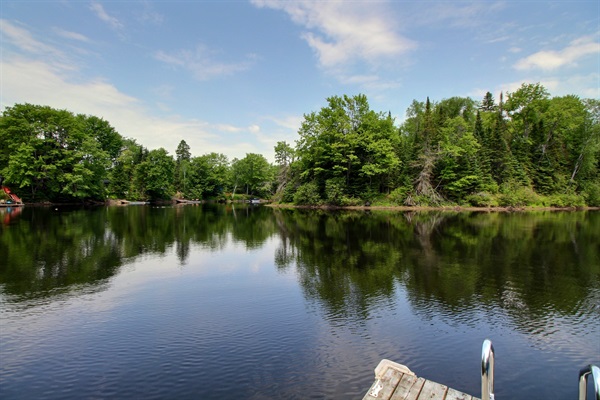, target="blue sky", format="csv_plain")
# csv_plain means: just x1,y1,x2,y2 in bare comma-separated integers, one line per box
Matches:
1,1,598,162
